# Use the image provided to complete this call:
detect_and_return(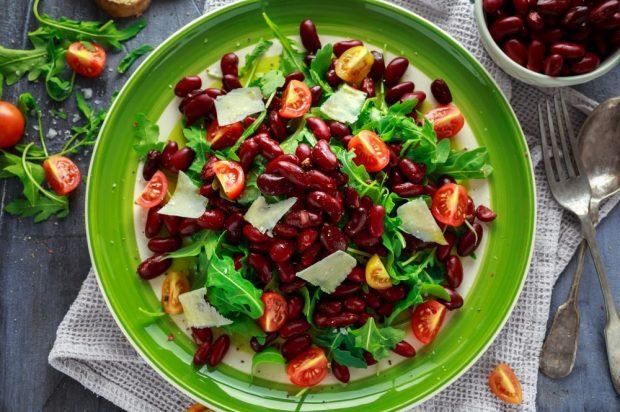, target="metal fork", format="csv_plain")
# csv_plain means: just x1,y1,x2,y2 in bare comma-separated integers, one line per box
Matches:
539,94,620,394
